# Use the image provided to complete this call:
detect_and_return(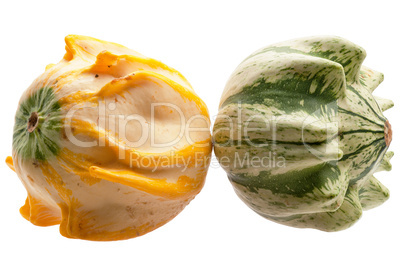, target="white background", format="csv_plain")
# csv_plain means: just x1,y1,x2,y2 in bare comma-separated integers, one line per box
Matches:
1,0,401,266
